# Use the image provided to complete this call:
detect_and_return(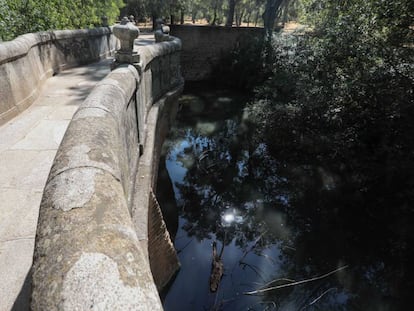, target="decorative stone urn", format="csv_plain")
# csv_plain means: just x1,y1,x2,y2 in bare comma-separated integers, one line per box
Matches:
112,16,140,69
101,16,108,27
154,18,170,42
